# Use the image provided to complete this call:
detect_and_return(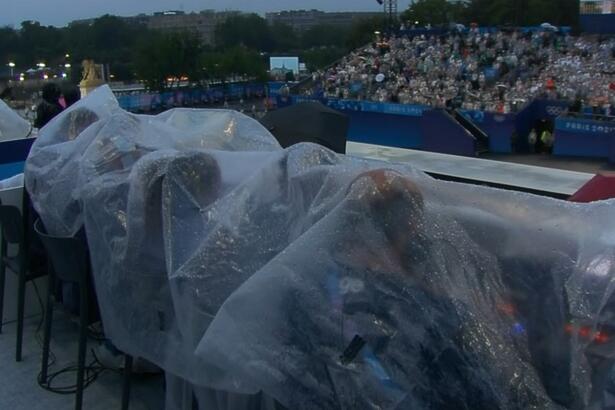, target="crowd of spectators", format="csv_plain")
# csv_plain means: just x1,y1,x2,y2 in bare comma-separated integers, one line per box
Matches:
308,28,615,116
